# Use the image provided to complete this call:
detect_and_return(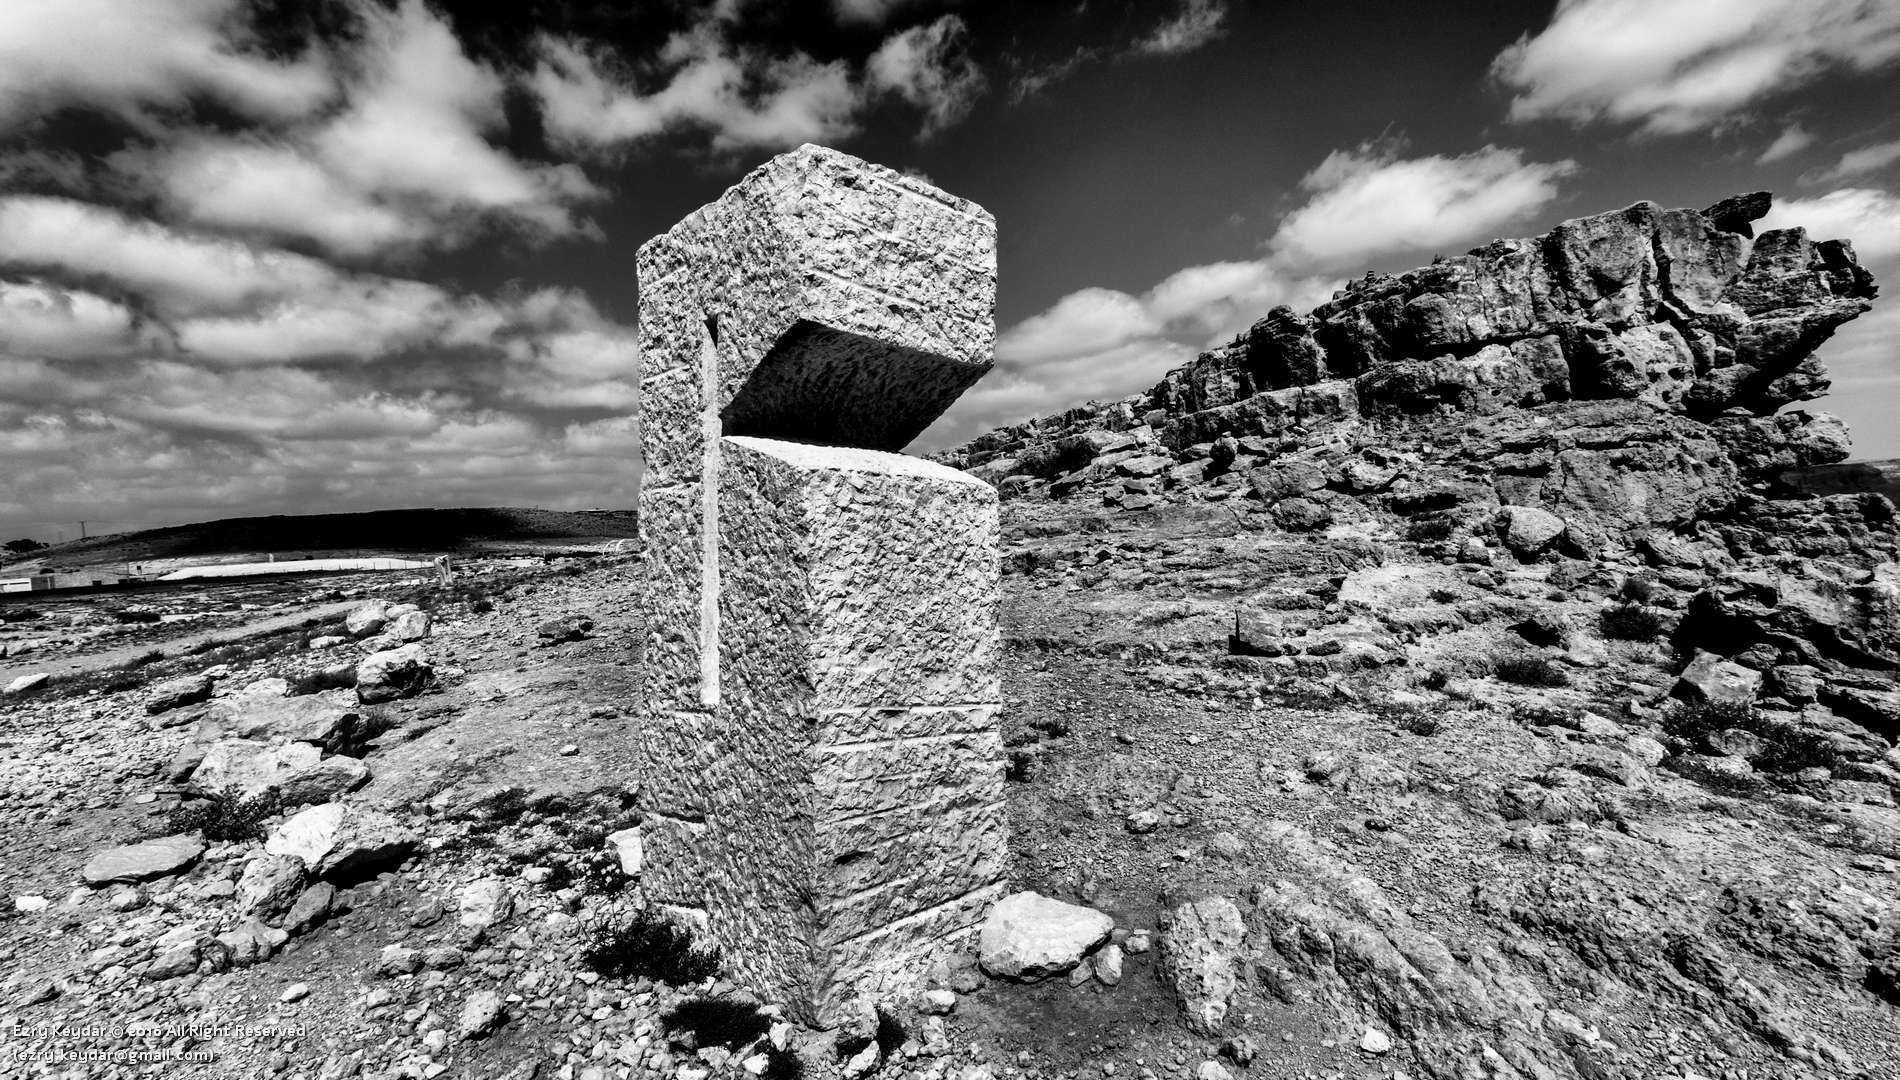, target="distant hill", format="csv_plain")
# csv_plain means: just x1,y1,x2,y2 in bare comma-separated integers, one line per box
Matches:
1781,459,1900,506
2,507,637,575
